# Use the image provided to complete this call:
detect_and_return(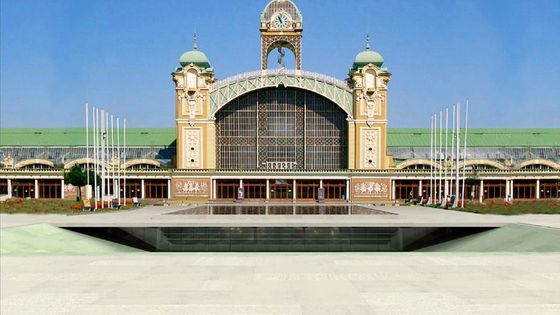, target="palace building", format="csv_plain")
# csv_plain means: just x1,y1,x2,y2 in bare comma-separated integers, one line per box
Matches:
1,0,559,203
